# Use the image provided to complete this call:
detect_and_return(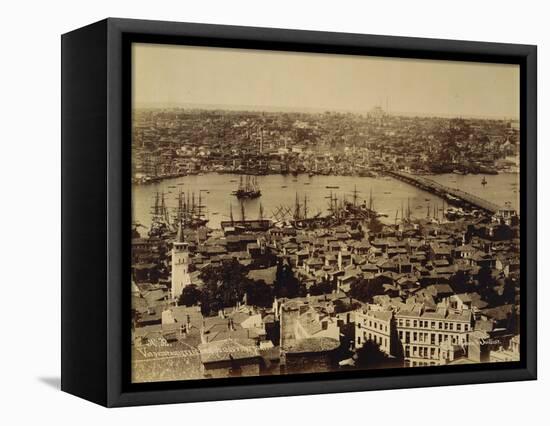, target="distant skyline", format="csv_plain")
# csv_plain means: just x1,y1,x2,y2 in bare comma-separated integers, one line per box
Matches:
133,43,520,119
